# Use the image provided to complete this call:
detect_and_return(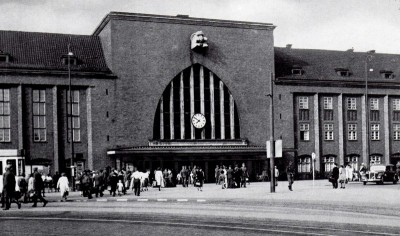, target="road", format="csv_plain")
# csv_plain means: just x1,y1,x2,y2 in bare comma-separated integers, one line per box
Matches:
1,180,400,235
